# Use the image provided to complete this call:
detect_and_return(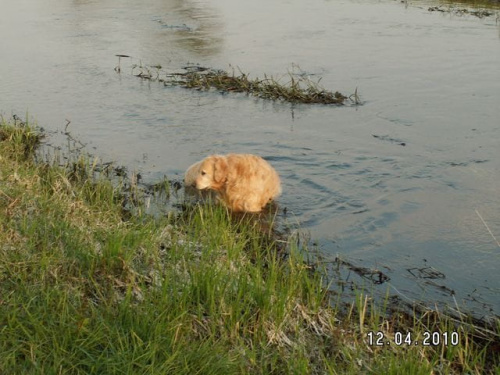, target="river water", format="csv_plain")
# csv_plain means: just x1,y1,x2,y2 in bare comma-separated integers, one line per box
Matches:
1,0,499,319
